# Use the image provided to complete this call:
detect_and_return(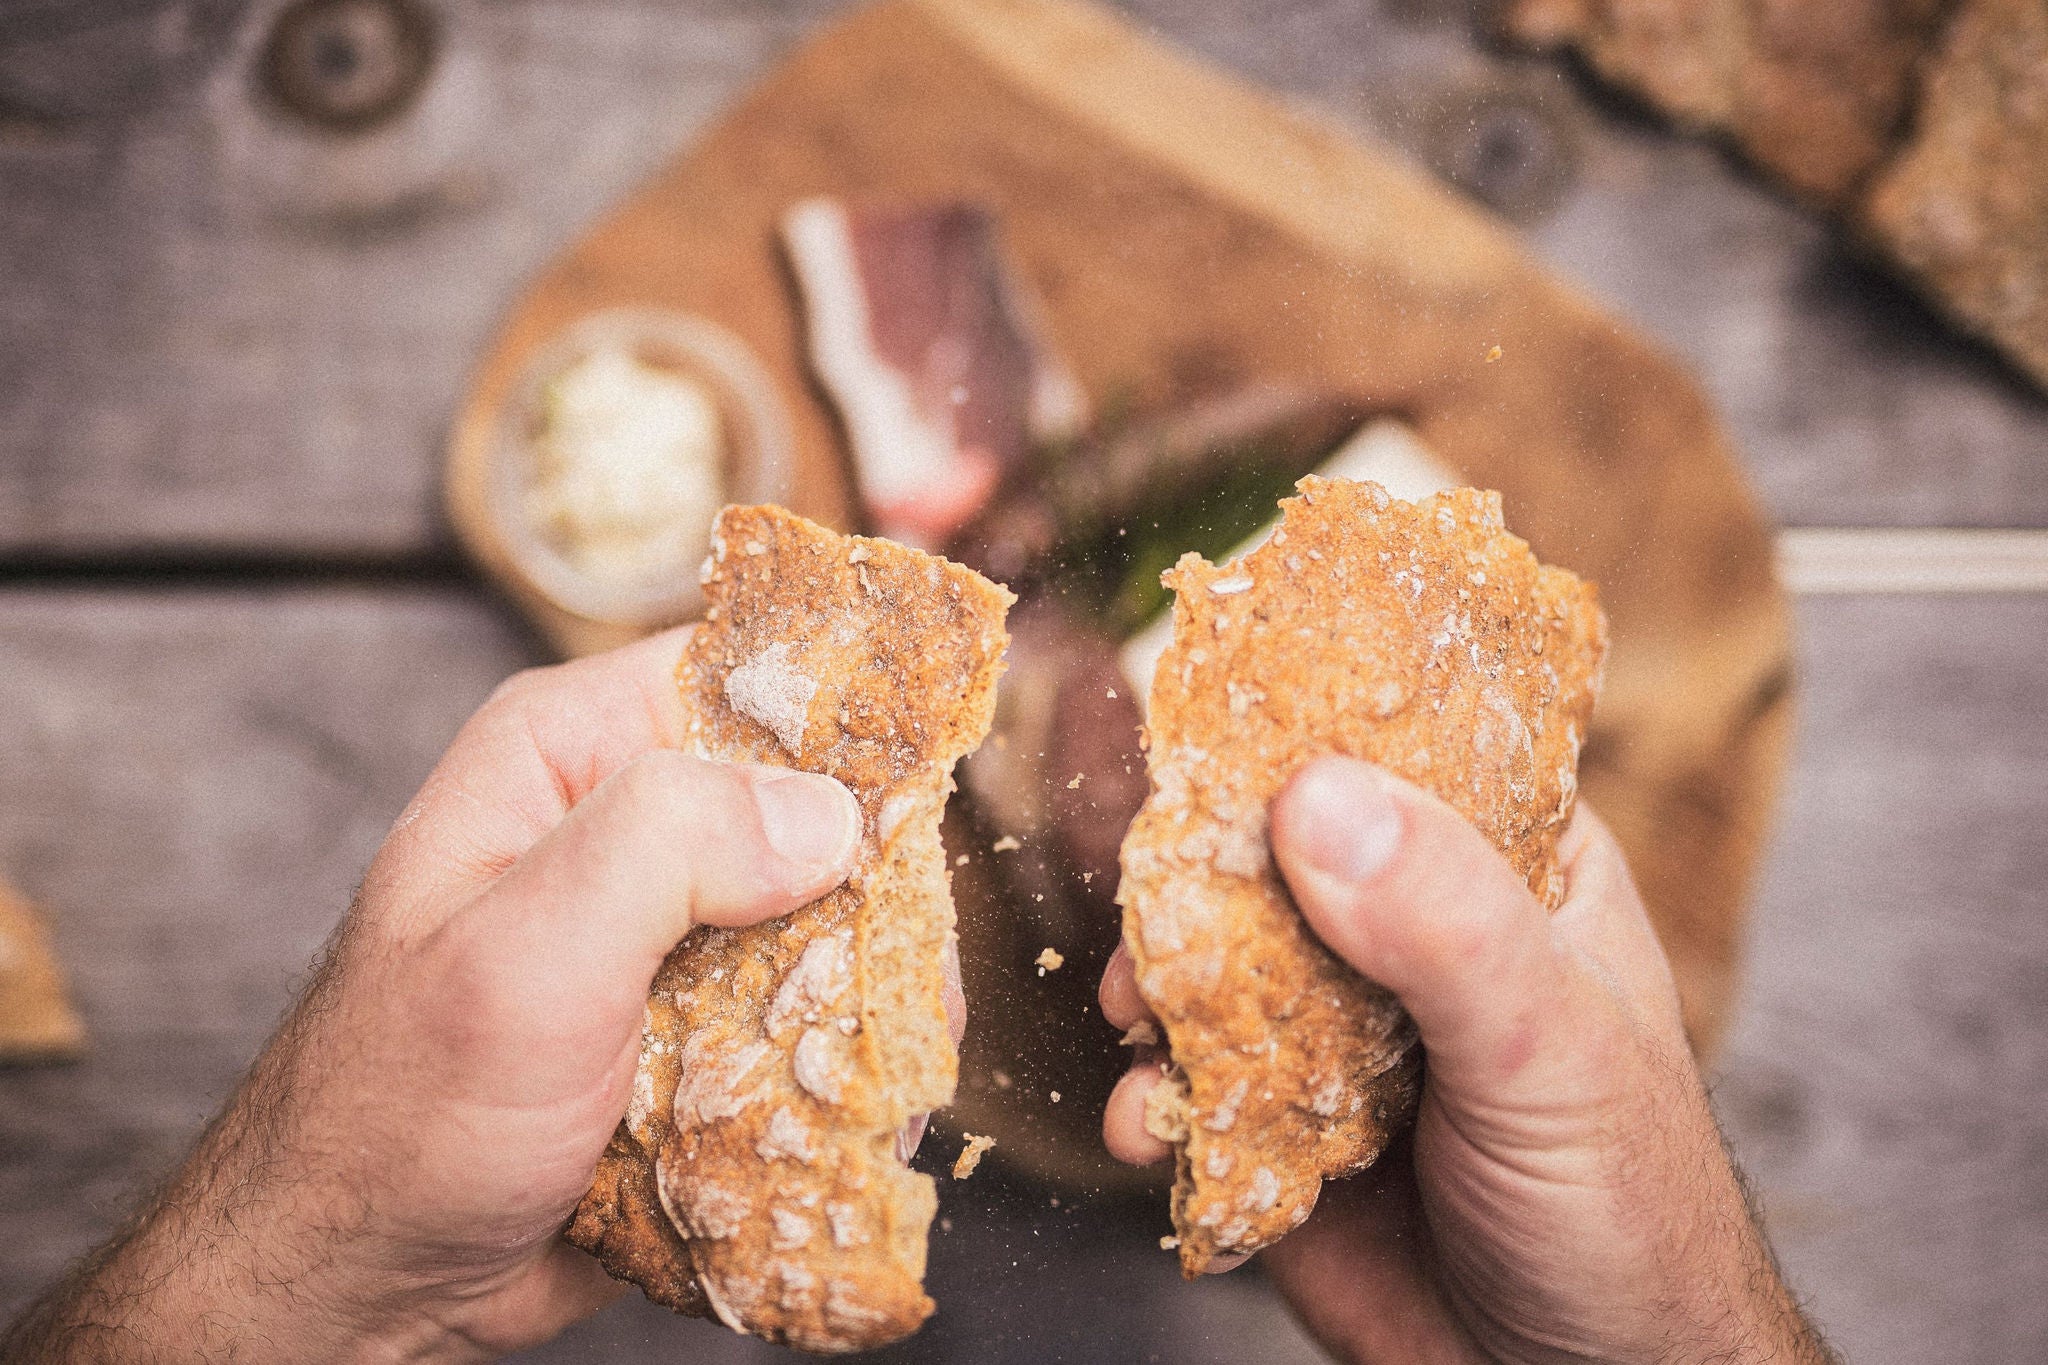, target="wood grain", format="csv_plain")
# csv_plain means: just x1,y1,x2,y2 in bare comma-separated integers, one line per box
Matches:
3,0,2048,559
1715,594,2048,1365
0,586,532,1318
